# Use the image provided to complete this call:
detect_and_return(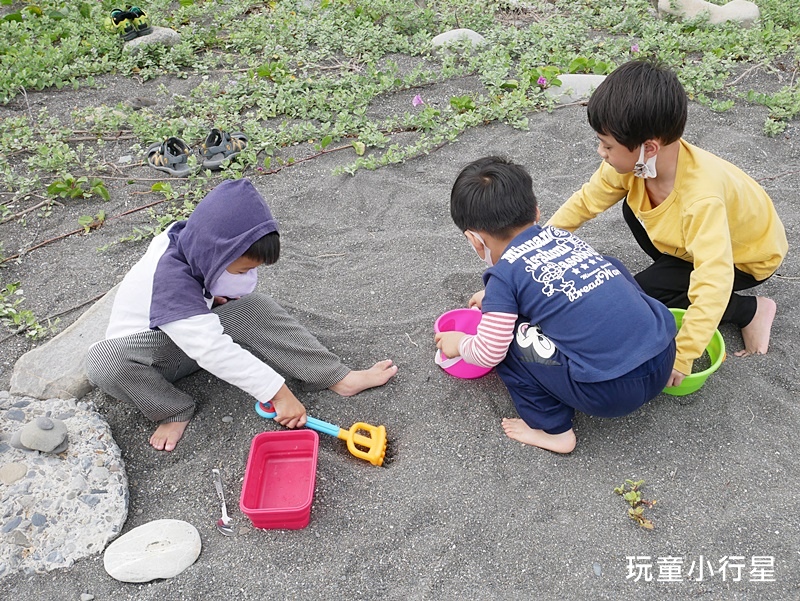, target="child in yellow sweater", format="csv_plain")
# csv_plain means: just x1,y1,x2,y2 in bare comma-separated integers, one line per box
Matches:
548,60,787,387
